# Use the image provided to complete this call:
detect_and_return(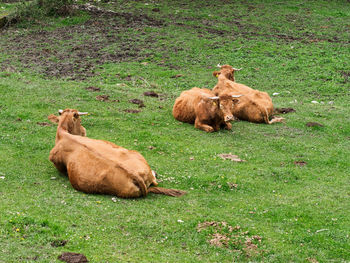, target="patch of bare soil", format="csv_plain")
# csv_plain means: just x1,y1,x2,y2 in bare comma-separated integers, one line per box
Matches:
306,122,324,127
340,71,350,83
129,98,145,107
218,153,246,162
227,182,238,189
274,107,296,114
96,95,110,102
294,161,307,167
0,11,164,79
51,239,68,247
85,86,101,92
124,109,141,113
58,252,88,263
170,74,183,78
197,221,262,257
37,122,51,126
144,91,159,97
